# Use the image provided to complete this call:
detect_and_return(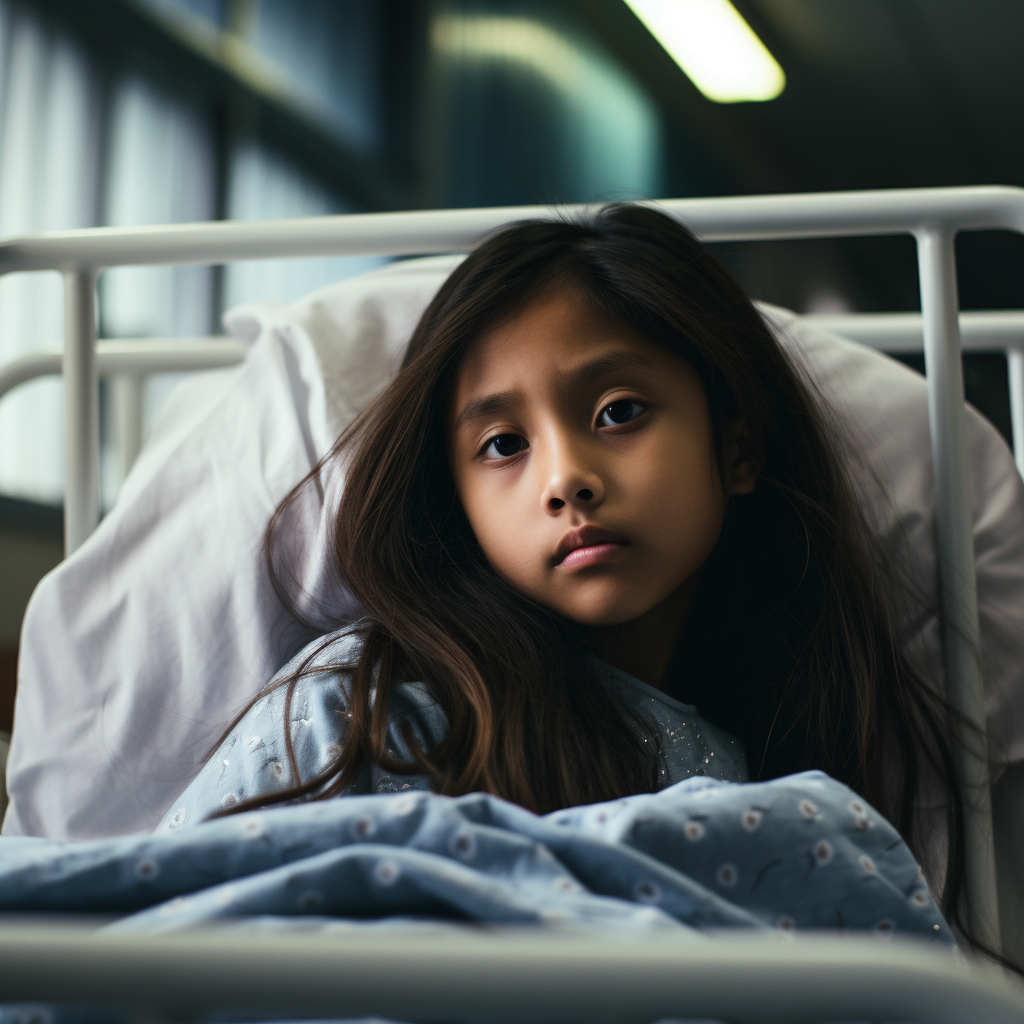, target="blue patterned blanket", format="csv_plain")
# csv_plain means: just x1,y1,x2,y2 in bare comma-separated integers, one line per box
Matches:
0,771,950,943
